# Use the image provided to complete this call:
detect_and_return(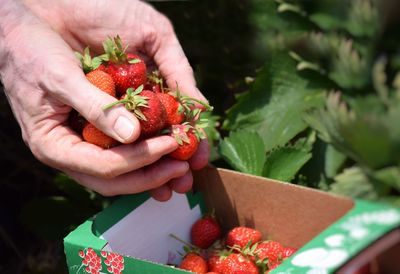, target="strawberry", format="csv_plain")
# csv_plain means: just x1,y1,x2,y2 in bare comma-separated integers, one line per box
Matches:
82,123,119,149
86,69,116,97
100,36,147,96
220,253,258,274
105,85,166,138
191,215,222,249
225,227,262,249
179,253,208,274
252,241,283,267
207,252,225,273
78,66,117,148
281,247,297,259
169,125,200,160
156,92,185,126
